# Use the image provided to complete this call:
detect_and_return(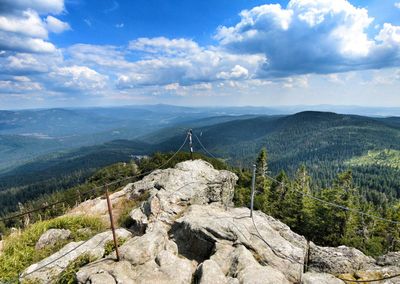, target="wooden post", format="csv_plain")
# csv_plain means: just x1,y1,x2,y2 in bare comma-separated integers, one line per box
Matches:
105,186,120,261
250,164,256,218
